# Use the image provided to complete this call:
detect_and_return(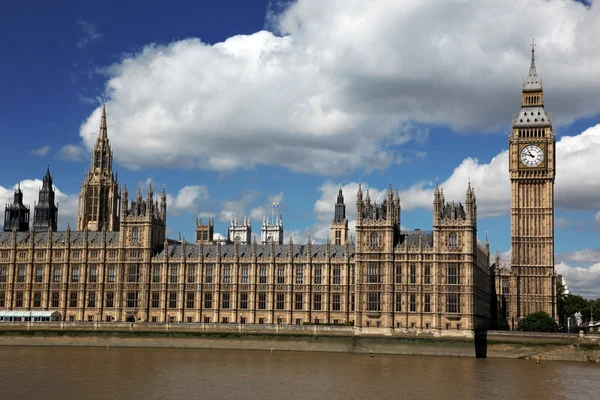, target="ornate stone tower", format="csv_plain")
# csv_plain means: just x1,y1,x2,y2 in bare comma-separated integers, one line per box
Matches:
228,215,252,244
261,214,283,244
3,184,30,232
120,184,167,250
195,217,214,244
33,168,58,232
509,40,556,321
76,103,120,232
331,187,348,245
354,185,400,327
432,182,477,255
